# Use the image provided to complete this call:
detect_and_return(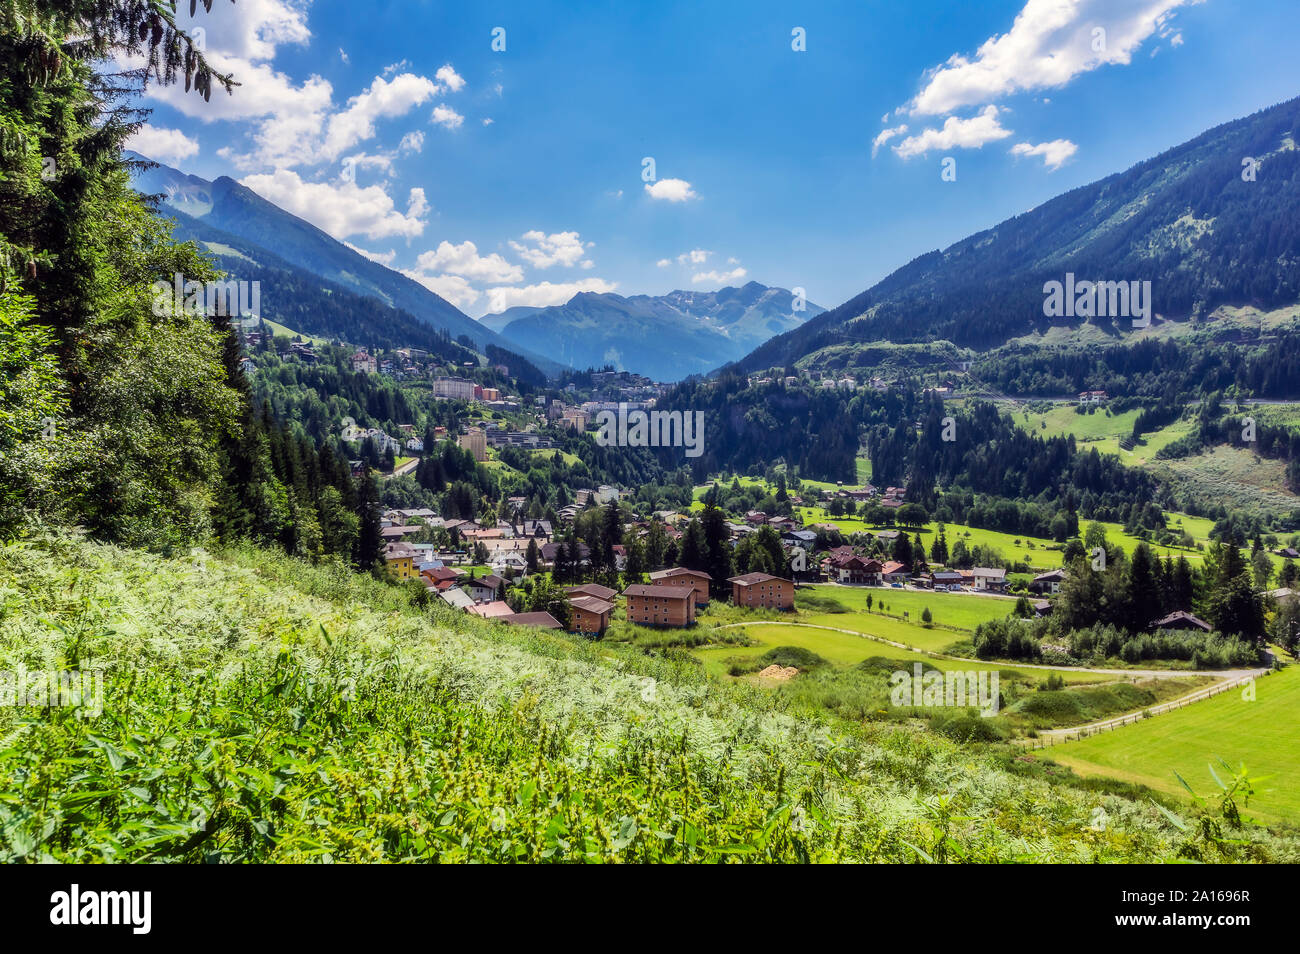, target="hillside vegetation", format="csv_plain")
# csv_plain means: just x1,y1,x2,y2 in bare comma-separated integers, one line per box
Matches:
2,534,1293,862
